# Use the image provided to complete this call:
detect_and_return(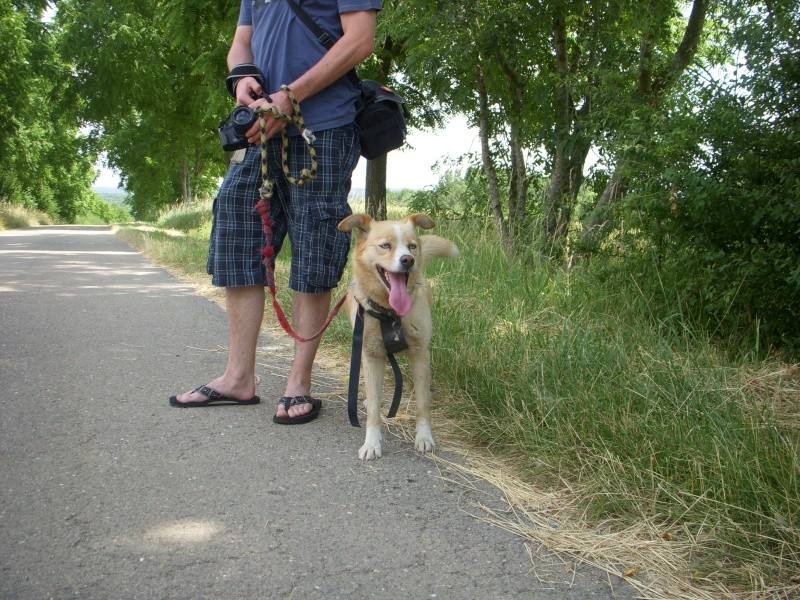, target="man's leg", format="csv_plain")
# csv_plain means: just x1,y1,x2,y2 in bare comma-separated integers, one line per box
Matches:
274,290,331,418
273,126,359,420
173,285,265,403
